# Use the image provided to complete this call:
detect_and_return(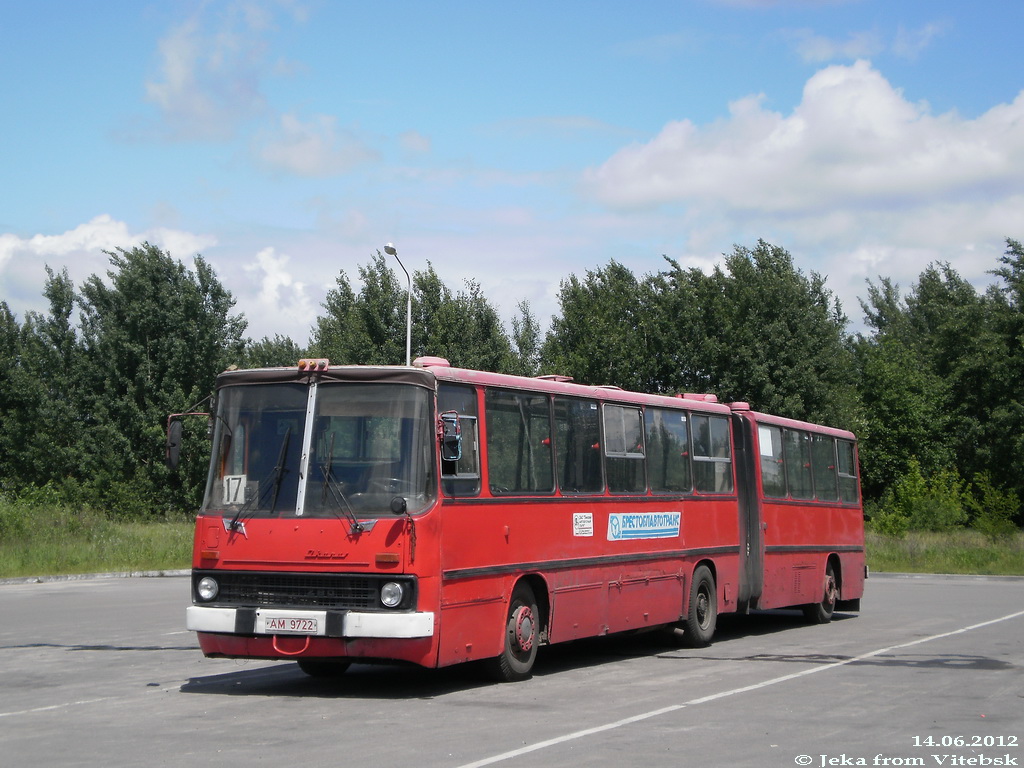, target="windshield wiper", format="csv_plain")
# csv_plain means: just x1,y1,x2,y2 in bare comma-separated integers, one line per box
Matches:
227,427,292,534
319,432,365,534
268,427,292,515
